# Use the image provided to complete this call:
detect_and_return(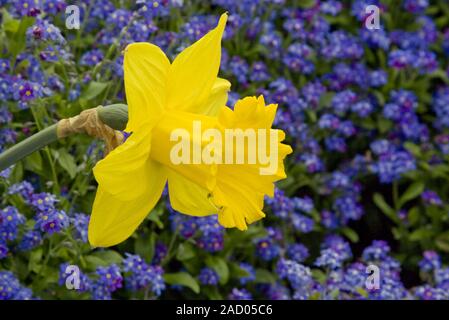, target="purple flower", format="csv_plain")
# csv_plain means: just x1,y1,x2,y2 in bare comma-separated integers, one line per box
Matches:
300,153,324,173
294,196,314,214
283,43,314,73
228,288,252,300
18,231,42,251
318,113,340,130
123,253,165,296
291,213,314,233
331,90,357,114
0,206,26,241
0,242,8,260
152,242,168,265
14,0,42,17
8,181,34,201
95,264,123,292
370,139,392,156
334,194,363,221
27,19,65,44
315,248,346,269
198,268,219,285
43,0,66,15
391,89,418,111
256,237,280,261
276,259,312,290
320,0,343,16
71,213,90,242
0,59,10,74
287,243,309,263
197,232,224,252
325,136,347,153
80,49,104,67
229,56,249,84
414,285,447,300
369,70,388,87
320,210,339,229
238,263,256,285
35,210,69,234
362,240,391,261
351,100,373,117
388,50,414,69
30,193,58,212
0,271,34,300
421,190,443,206
403,0,428,14
250,61,270,82
419,251,441,273
371,150,416,183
